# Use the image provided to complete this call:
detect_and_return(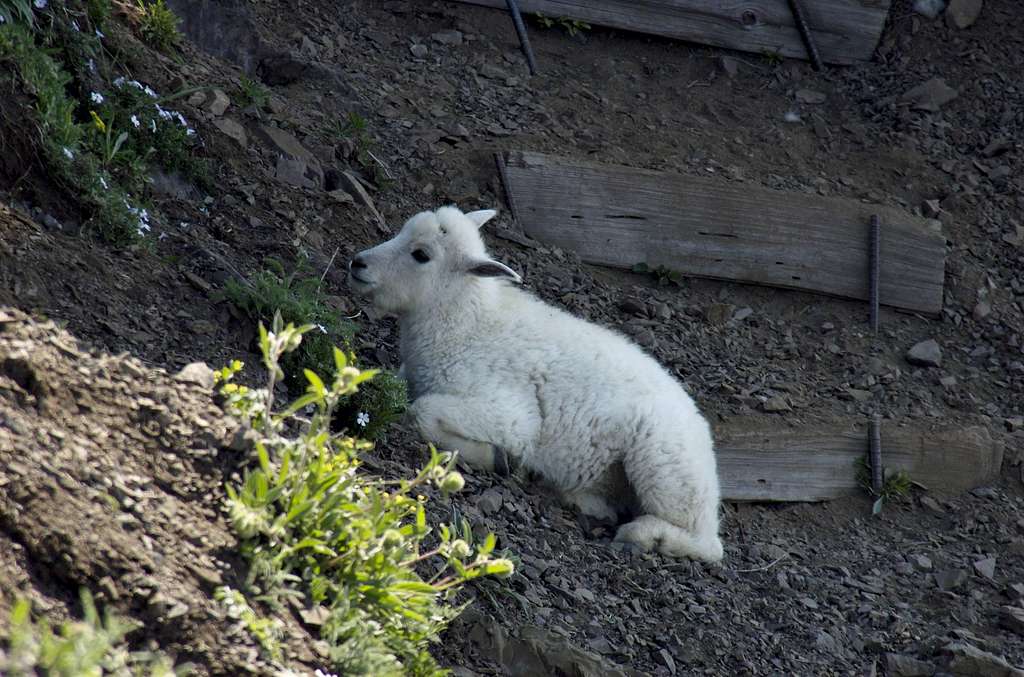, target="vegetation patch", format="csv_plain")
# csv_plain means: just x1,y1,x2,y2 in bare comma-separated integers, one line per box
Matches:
218,317,513,676
0,590,186,676
0,0,204,245
224,258,406,440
